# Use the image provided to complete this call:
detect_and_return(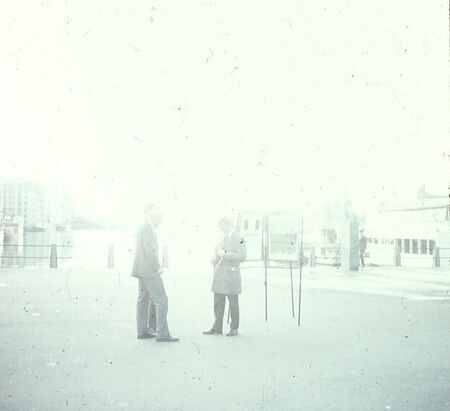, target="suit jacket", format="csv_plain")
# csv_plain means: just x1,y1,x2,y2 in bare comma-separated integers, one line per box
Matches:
131,221,161,279
211,230,247,295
